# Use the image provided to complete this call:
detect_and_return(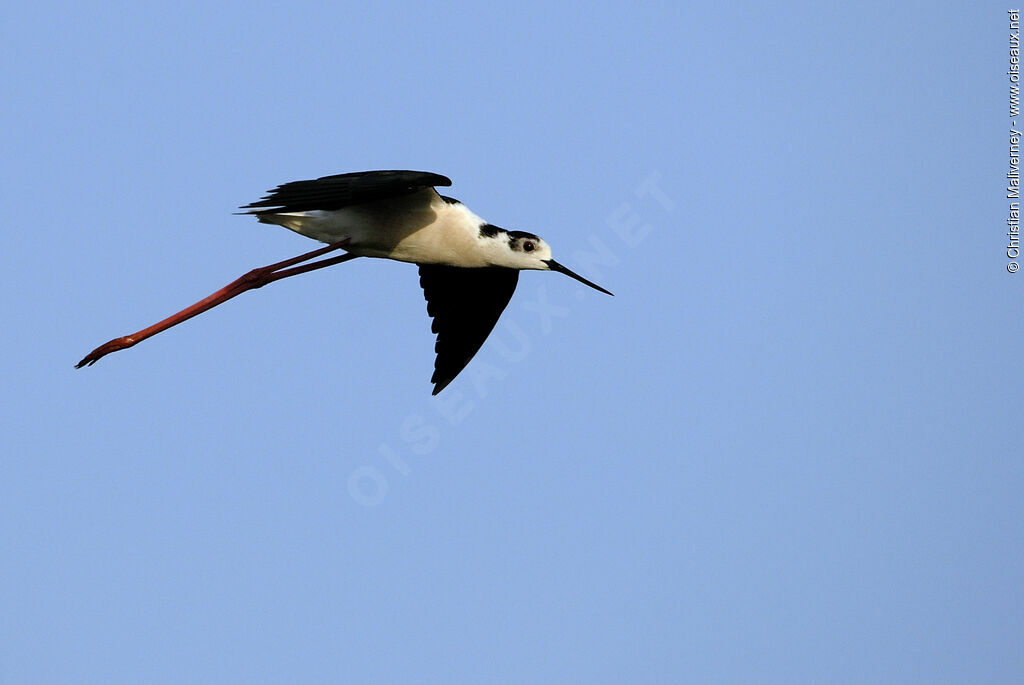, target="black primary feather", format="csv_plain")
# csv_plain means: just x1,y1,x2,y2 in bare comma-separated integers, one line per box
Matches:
418,265,519,395
240,170,452,214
